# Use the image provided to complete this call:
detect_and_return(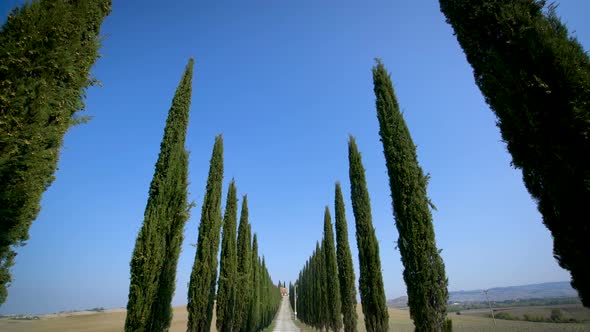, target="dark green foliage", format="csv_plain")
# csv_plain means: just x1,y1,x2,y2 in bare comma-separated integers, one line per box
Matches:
439,0,590,306
218,196,279,332
258,257,281,330
316,241,328,331
335,182,358,332
234,196,252,331
293,209,346,331
187,135,224,332
216,180,238,332
348,136,389,332
322,207,343,332
443,319,453,332
245,255,281,332
493,308,578,324
125,59,194,332
0,0,111,305
372,59,449,331
289,281,294,310
294,242,326,330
